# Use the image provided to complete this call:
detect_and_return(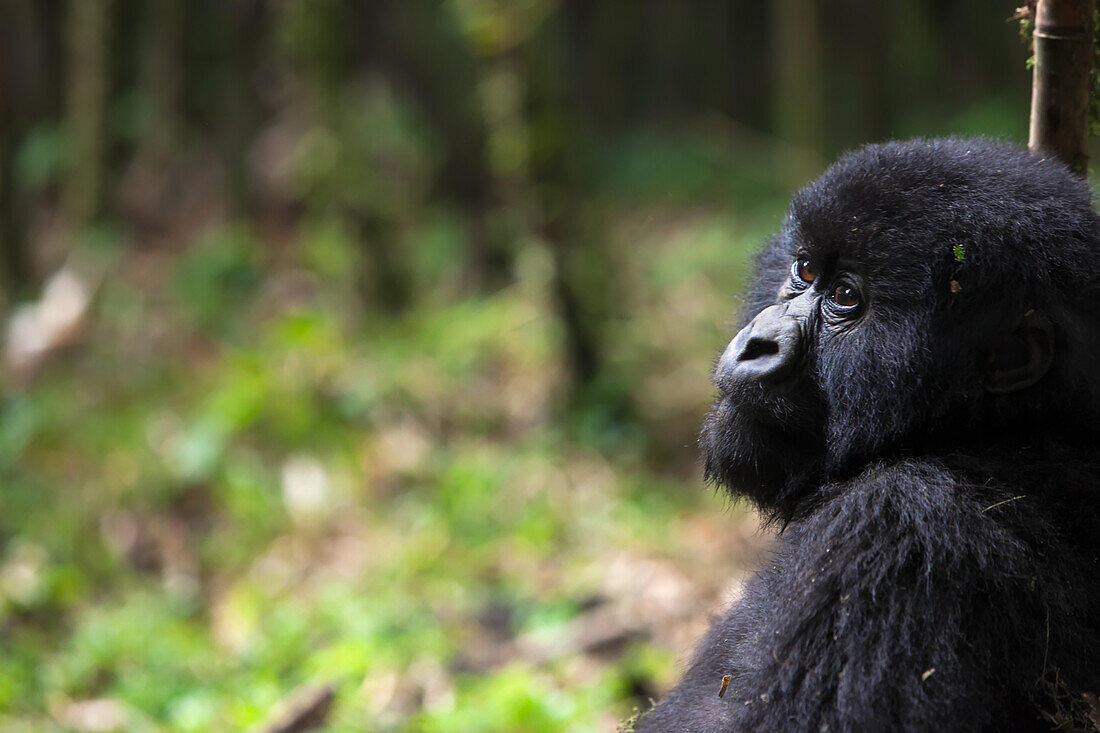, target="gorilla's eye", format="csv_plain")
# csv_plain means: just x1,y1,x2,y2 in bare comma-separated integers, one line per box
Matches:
831,285,861,308
793,258,817,284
